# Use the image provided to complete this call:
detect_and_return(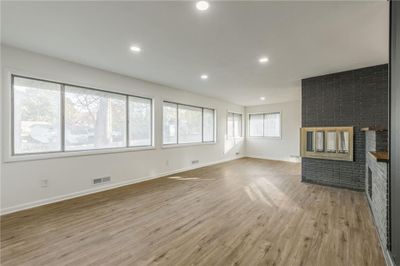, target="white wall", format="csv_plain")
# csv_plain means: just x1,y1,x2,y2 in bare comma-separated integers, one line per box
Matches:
0,45,245,214
245,101,301,162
